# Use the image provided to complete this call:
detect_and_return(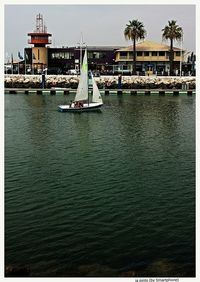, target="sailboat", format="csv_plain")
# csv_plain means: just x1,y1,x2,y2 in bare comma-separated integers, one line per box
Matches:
58,49,103,112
